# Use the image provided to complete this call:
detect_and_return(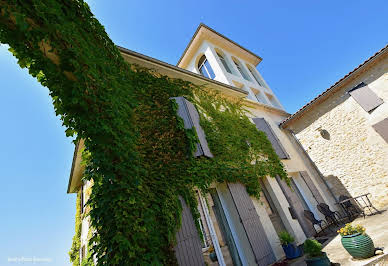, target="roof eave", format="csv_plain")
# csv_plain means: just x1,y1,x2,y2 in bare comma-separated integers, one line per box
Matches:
118,46,248,97
67,139,85,194
177,23,262,68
